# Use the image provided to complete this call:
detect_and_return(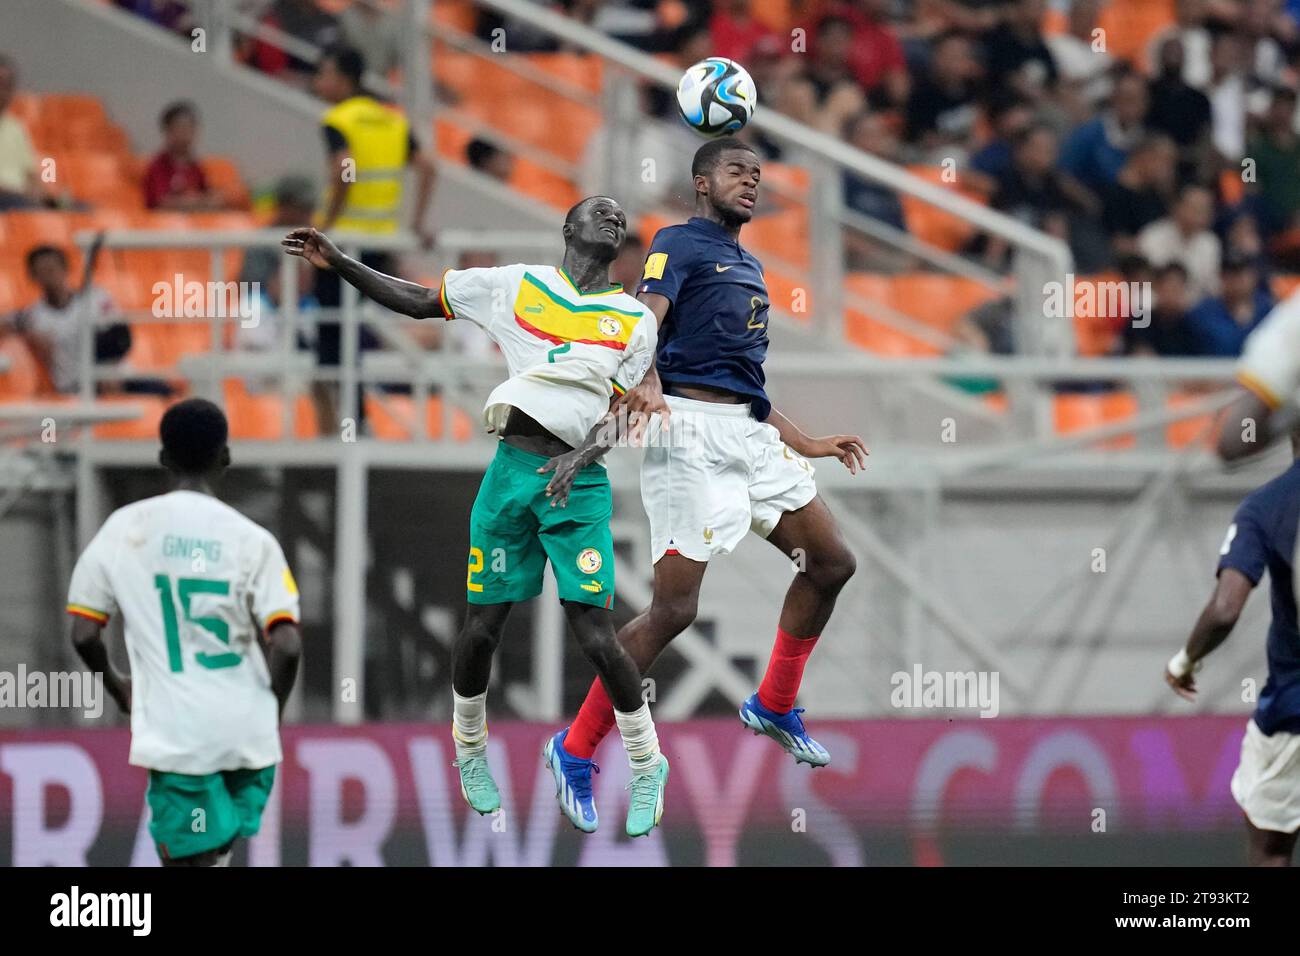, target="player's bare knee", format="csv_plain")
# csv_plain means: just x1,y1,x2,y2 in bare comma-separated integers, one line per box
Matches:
807,545,856,594
459,614,502,656
651,595,698,638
